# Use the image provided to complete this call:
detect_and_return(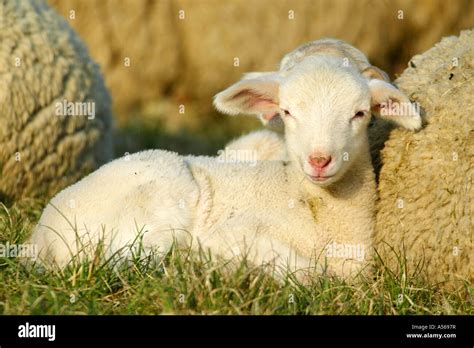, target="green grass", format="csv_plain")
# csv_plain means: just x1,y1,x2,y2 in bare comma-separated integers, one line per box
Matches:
0,200,472,315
